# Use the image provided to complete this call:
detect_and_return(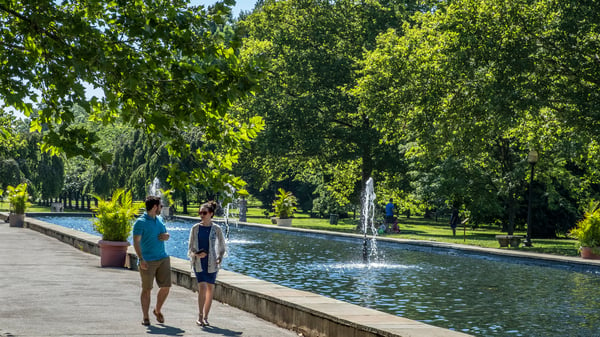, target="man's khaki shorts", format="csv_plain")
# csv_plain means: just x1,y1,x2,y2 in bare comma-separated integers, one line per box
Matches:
140,257,171,290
